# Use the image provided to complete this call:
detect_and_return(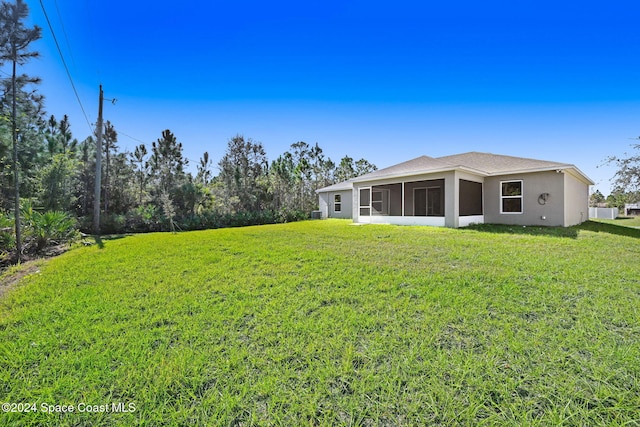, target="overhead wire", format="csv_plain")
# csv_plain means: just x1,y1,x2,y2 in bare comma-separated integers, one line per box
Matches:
38,0,93,134
52,0,76,70
118,129,148,146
